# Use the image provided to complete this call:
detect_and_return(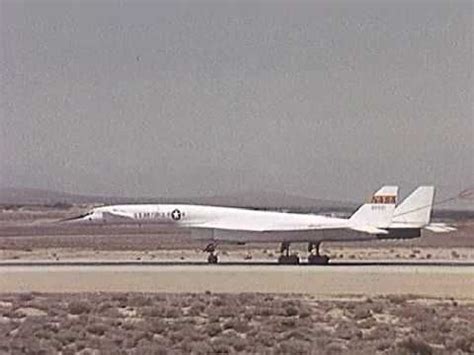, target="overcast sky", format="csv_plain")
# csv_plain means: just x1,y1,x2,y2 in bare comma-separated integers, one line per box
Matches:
1,0,472,205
